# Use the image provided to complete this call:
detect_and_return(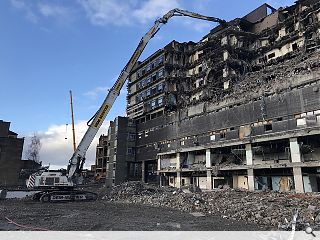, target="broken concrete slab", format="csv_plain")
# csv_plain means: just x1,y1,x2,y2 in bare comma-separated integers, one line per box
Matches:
190,212,205,217
0,189,7,200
